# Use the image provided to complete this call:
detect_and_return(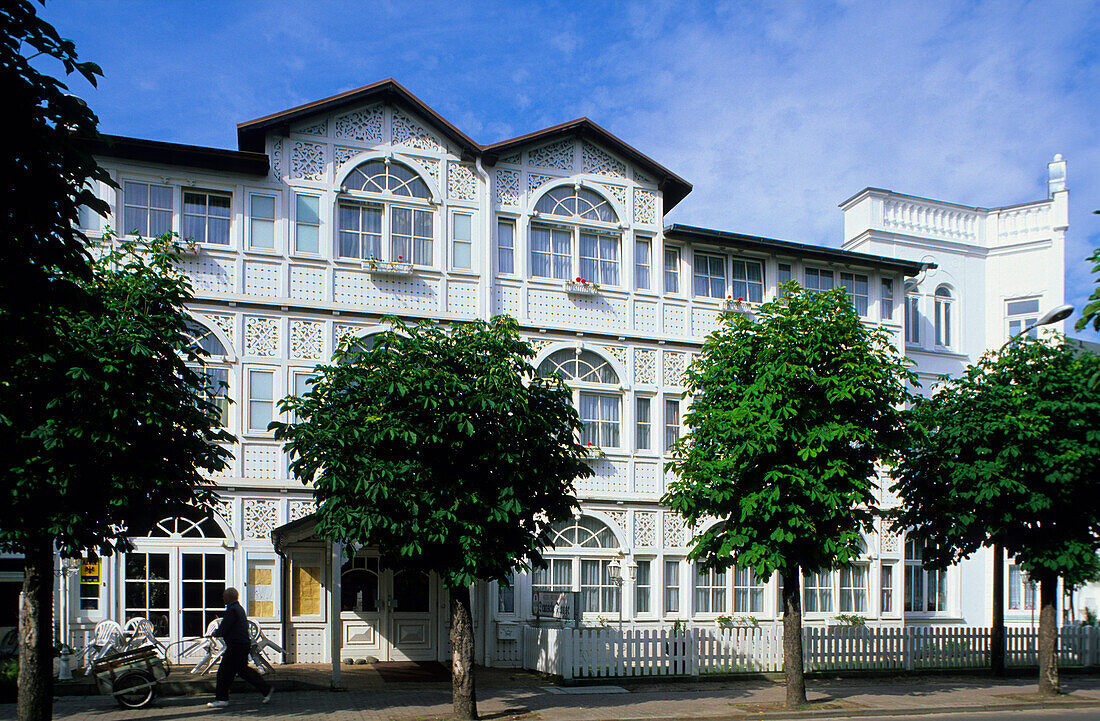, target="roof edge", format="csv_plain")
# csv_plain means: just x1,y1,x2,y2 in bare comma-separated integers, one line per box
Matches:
87,134,269,176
